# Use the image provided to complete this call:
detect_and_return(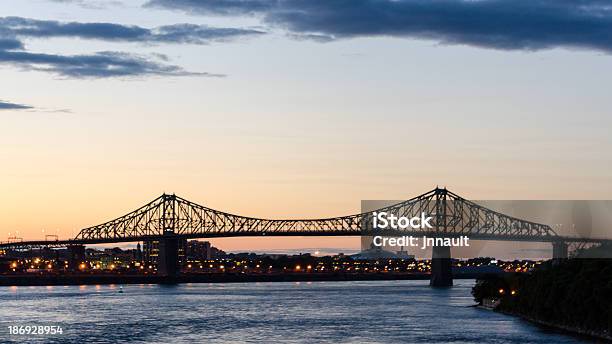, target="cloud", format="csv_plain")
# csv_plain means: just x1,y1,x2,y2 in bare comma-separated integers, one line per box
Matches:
152,23,264,44
145,0,275,16
46,0,124,10
0,100,74,113
146,0,612,53
0,49,216,78
0,37,23,50
0,100,33,110
0,17,264,44
0,17,257,78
